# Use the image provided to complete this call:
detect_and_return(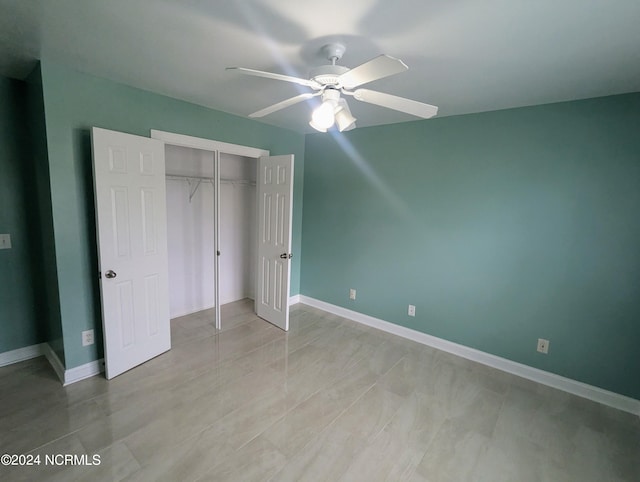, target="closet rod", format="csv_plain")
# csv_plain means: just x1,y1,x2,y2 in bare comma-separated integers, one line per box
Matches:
166,174,255,184
166,174,256,203
166,174,214,181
